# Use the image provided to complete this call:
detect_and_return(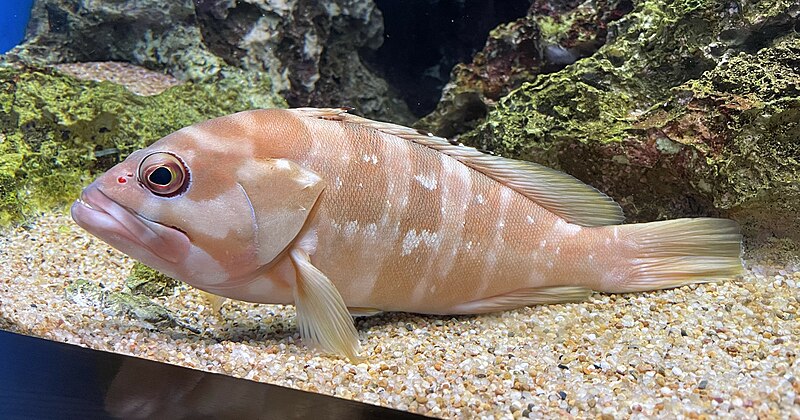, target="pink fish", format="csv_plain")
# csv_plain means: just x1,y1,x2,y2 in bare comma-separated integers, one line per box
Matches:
71,108,743,360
